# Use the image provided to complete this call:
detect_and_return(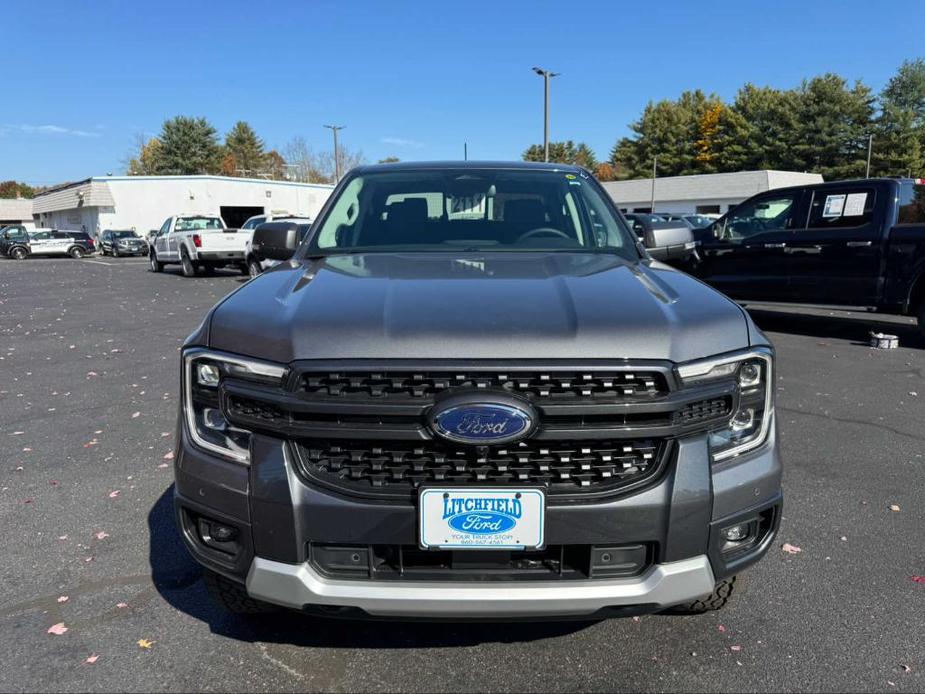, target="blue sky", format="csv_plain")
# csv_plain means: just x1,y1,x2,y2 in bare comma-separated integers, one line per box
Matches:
4,0,925,185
